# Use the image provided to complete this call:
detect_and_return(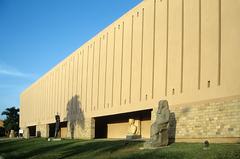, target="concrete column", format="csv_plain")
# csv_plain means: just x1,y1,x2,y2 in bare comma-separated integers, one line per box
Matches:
22,127,30,139
36,124,49,138
90,118,95,139
67,117,95,139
